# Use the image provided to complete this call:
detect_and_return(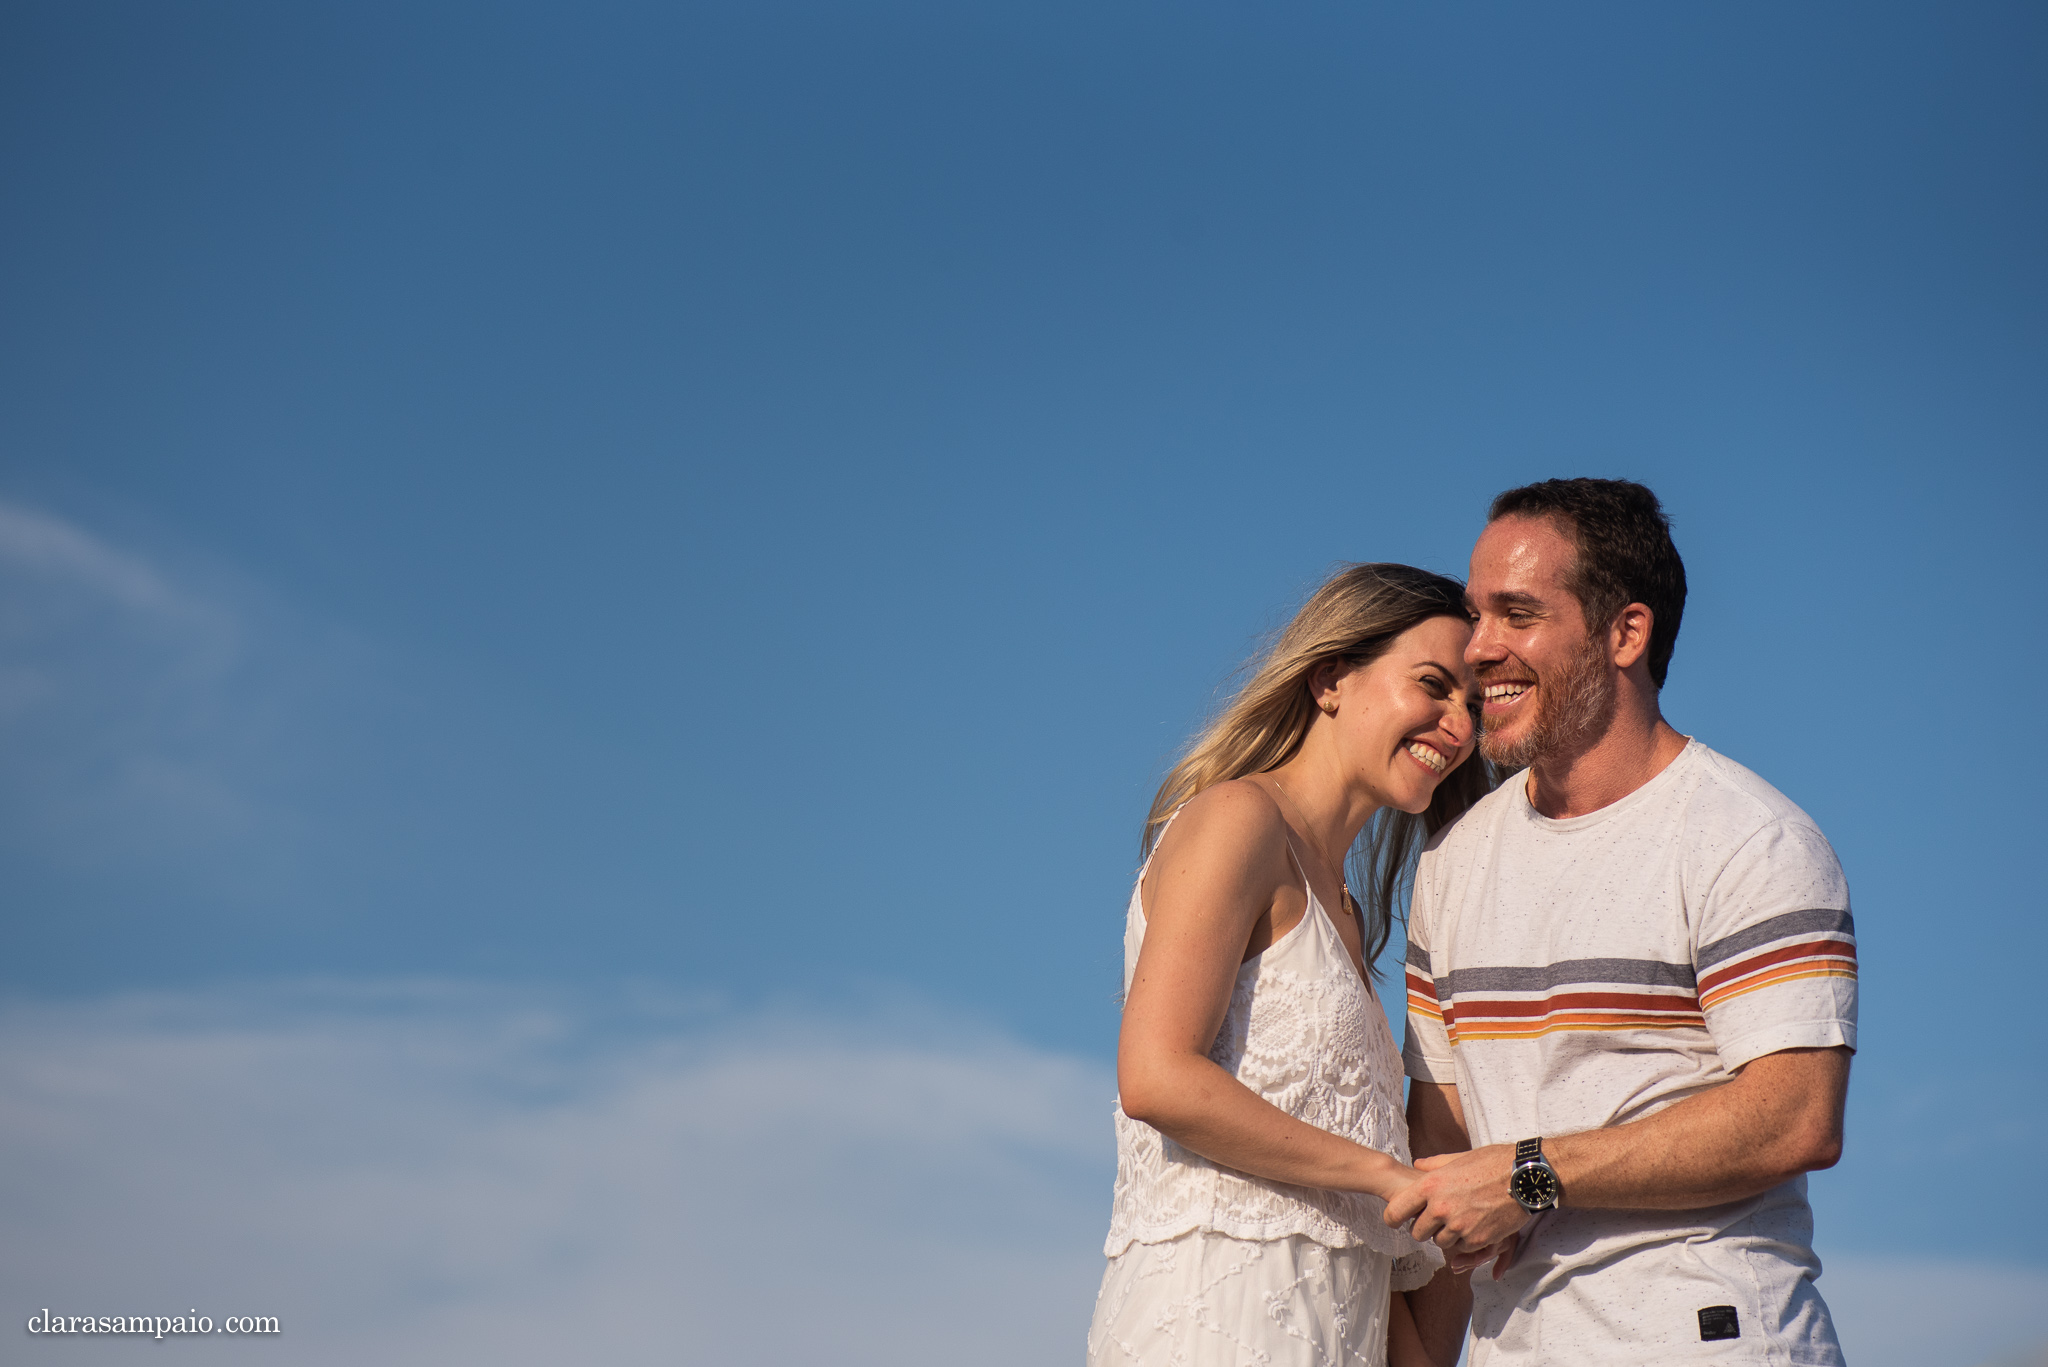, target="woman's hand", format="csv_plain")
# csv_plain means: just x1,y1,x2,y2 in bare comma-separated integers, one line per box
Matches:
1378,1159,1426,1209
